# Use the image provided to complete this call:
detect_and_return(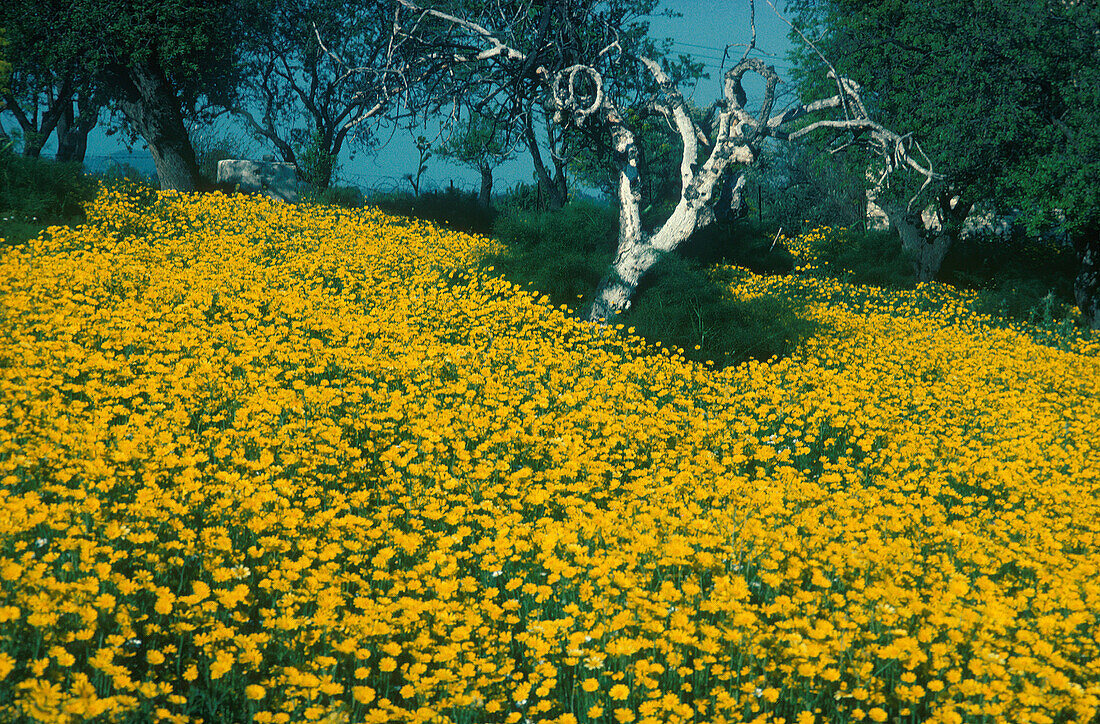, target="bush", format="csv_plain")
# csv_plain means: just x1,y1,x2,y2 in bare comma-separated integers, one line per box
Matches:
484,201,618,309
940,231,1079,328
680,219,796,274
369,187,496,233
303,184,365,209
622,256,818,368
804,228,916,288
0,148,97,222
0,148,98,244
